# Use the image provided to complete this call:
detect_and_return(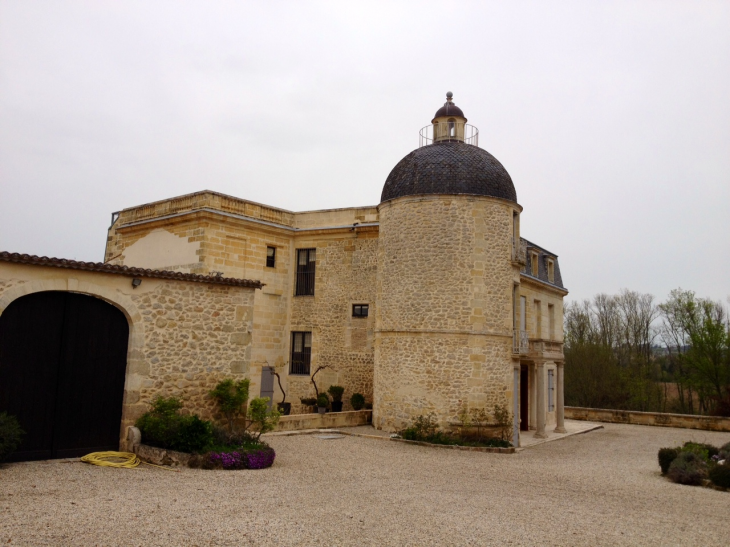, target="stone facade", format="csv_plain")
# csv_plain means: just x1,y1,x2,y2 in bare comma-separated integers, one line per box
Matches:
375,195,520,430
105,192,380,415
